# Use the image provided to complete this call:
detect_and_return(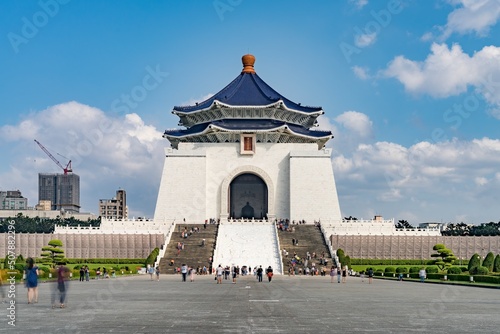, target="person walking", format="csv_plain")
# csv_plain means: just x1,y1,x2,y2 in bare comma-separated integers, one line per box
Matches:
367,268,374,284
342,266,347,283
24,258,39,304
85,266,90,282
266,266,274,282
155,265,160,281
189,267,195,282
181,264,188,282
231,265,237,284
330,266,336,283
52,262,70,308
419,268,426,283
337,265,342,283
79,266,84,282
257,265,263,282
148,265,155,280
216,265,223,284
